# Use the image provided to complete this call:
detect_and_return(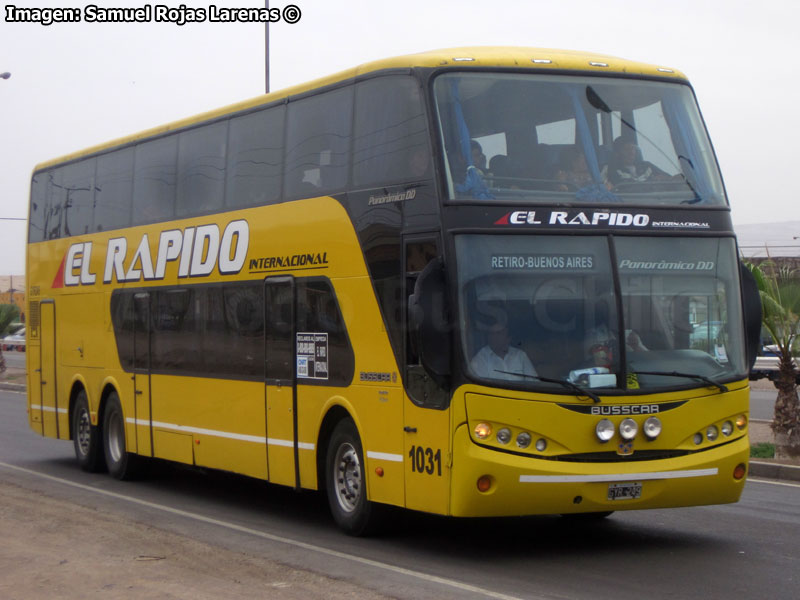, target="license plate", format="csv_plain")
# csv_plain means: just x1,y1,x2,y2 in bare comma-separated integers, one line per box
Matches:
607,482,642,501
